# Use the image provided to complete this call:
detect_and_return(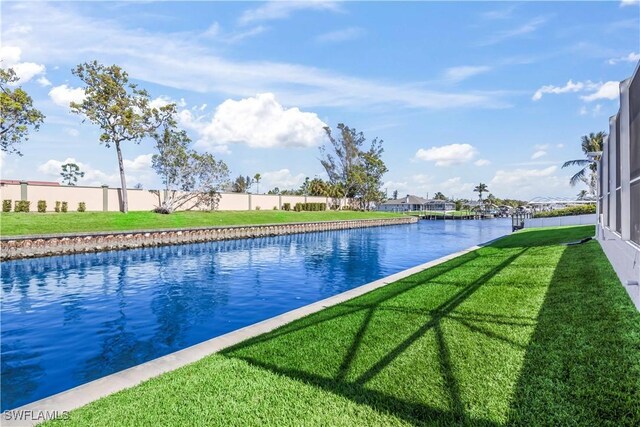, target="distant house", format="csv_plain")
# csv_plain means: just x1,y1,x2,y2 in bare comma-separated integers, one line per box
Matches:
425,200,456,211
378,194,455,212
